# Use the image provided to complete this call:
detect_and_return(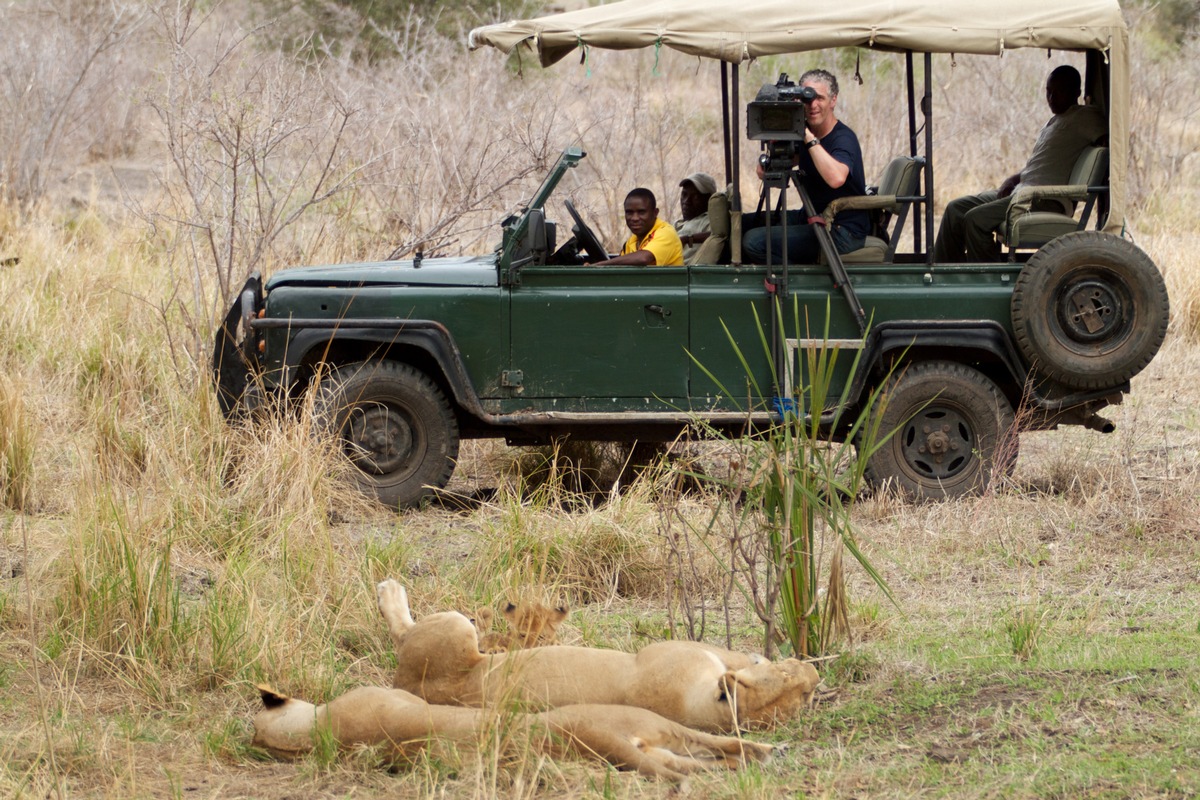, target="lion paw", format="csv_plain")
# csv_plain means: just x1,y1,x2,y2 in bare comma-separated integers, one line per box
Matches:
376,579,413,632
